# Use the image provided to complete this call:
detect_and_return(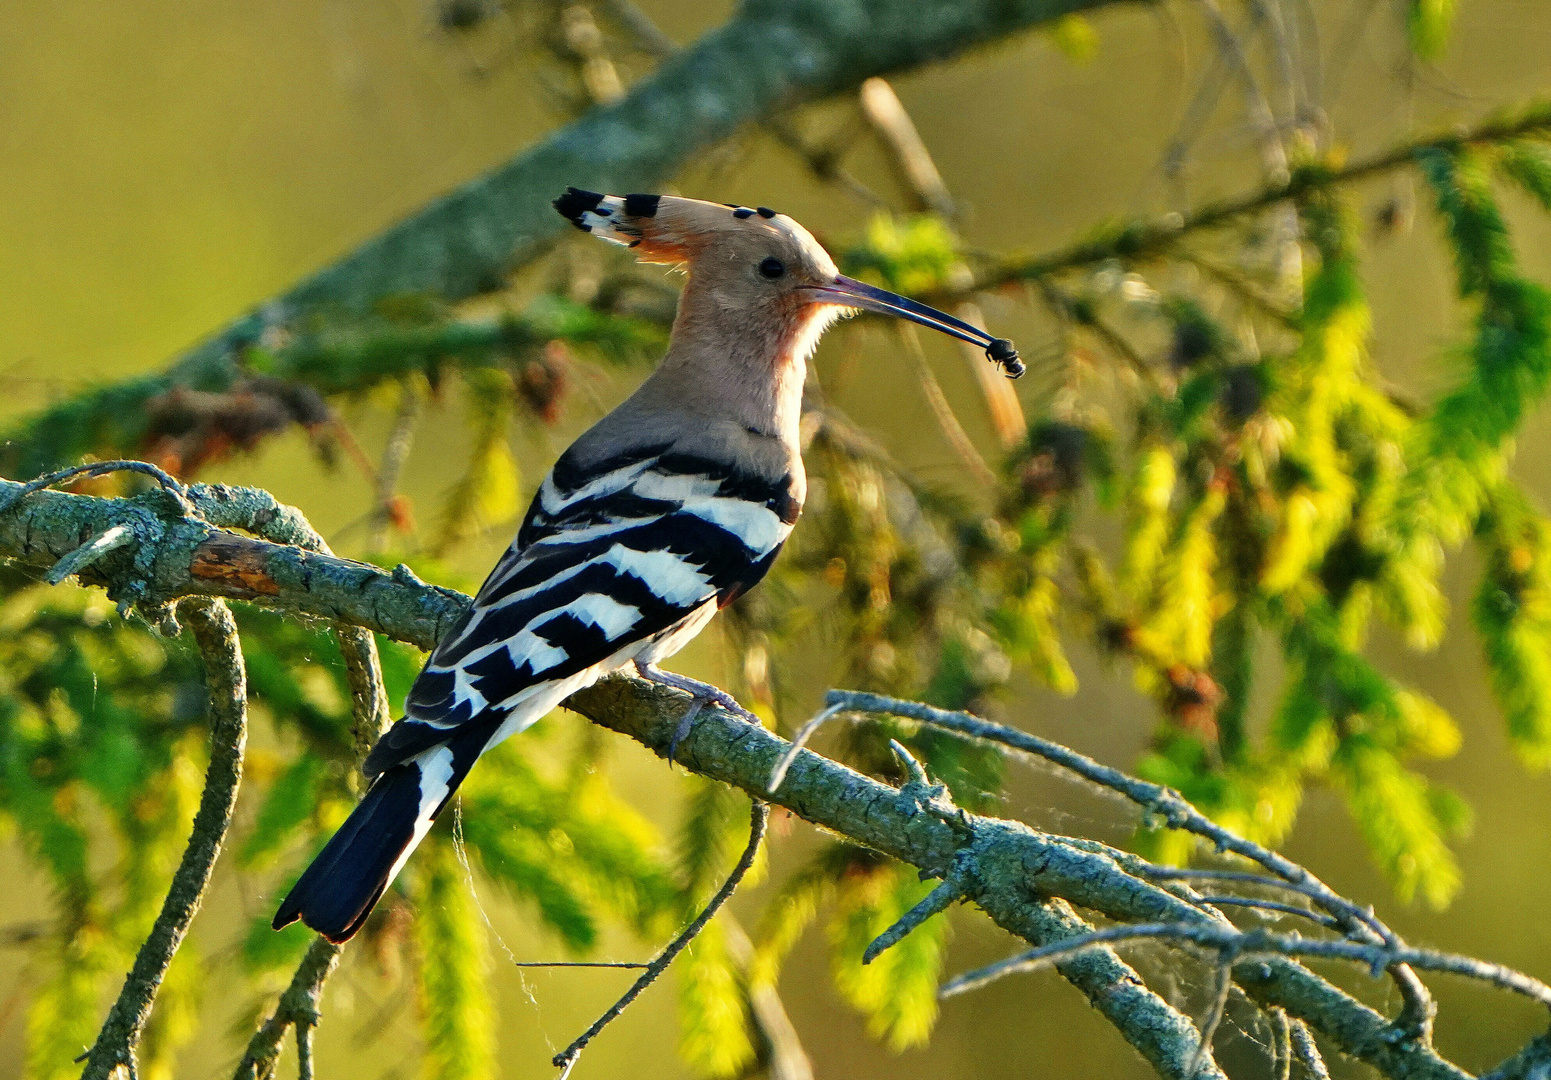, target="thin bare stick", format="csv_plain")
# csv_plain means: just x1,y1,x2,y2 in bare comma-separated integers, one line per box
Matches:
1271,1007,1292,1080
508,961,652,969
367,383,420,553
45,524,135,585
764,117,888,210
1186,963,1235,1078
1289,1017,1331,1079
1197,895,1340,931
296,1021,315,1080
768,703,846,793
825,689,1438,1025
233,937,341,1080
938,922,1551,1010
552,801,770,1074
952,300,1026,451
79,598,248,1080
902,324,999,489
596,0,677,57
0,459,187,515
863,869,966,964
858,77,957,220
